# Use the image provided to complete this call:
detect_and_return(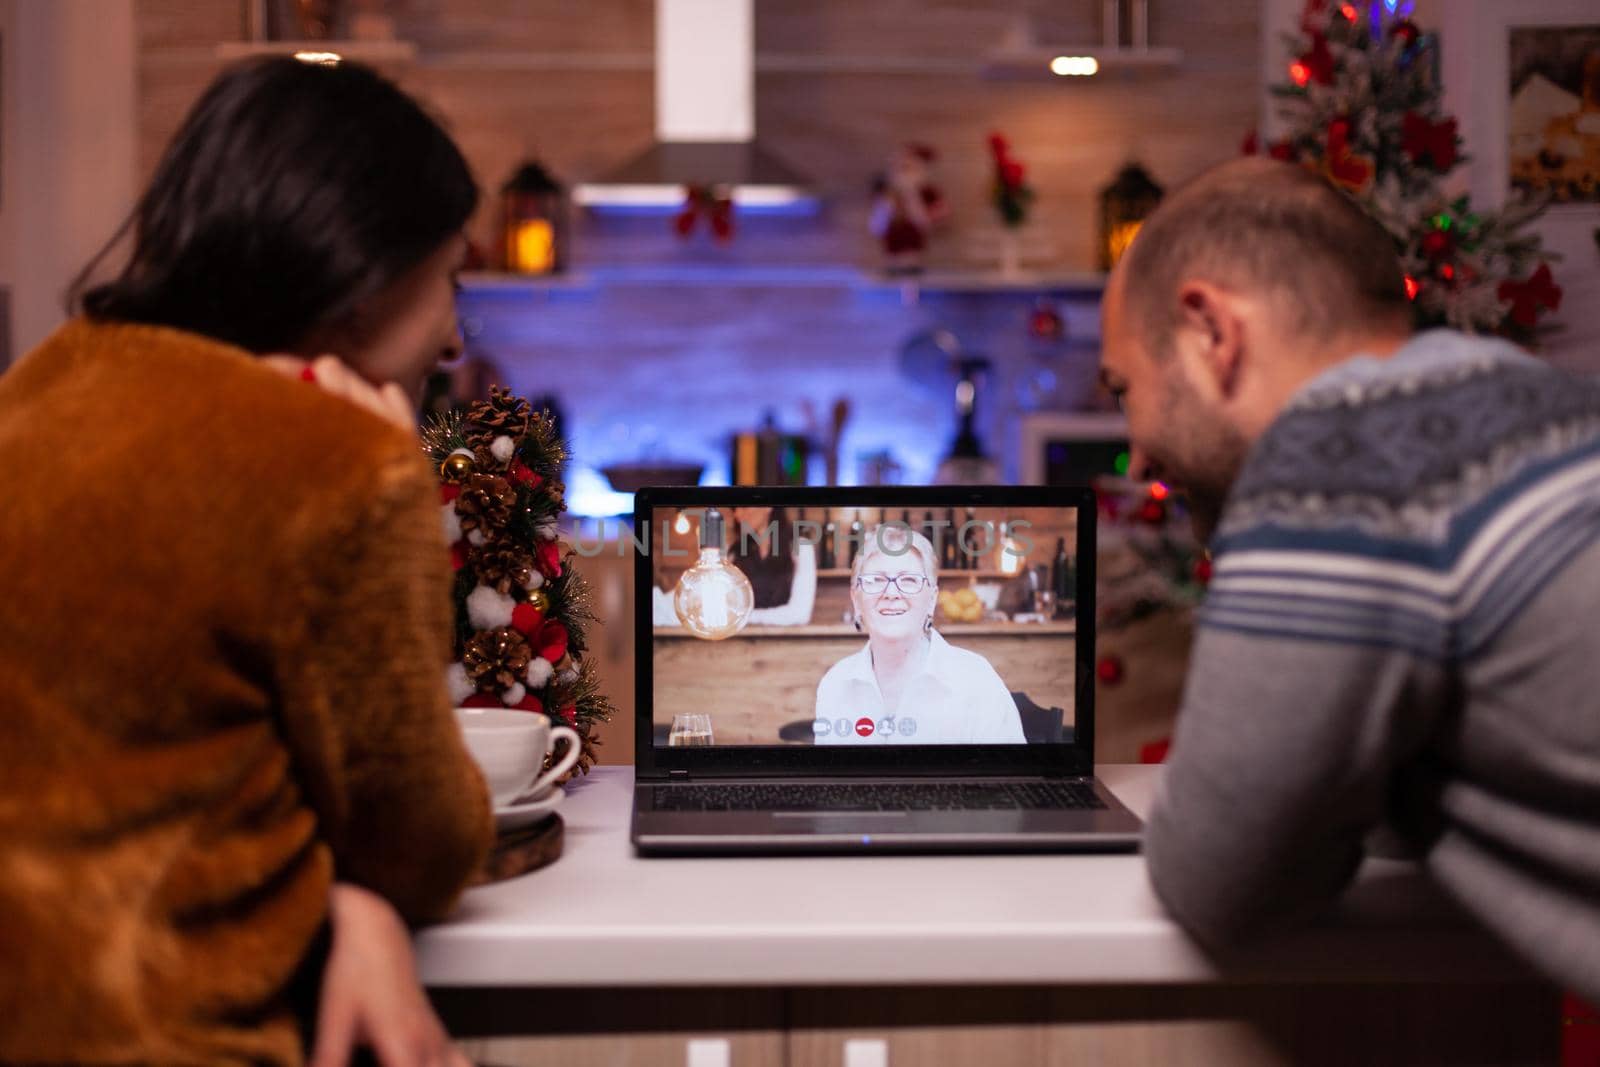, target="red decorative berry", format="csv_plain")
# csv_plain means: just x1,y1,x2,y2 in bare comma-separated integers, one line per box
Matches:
1192,557,1213,584
511,601,545,635
535,620,569,665
558,704,578,725
536,539,564,580
1139,500,1166,524
1096,655,1125,686
509,462,542,488
1420,228,1455,261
